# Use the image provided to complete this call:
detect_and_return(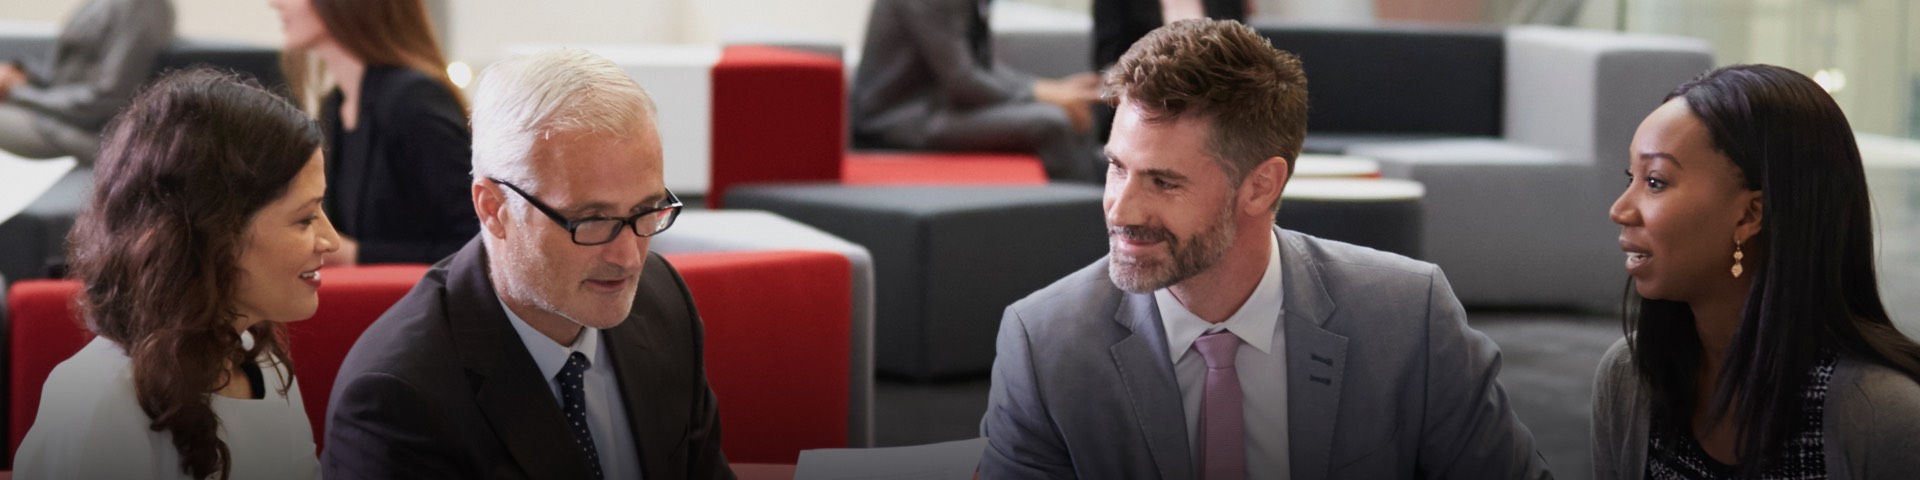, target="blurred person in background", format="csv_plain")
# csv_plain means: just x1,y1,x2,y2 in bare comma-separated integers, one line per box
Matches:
272,0,477,265
0,0,174,166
